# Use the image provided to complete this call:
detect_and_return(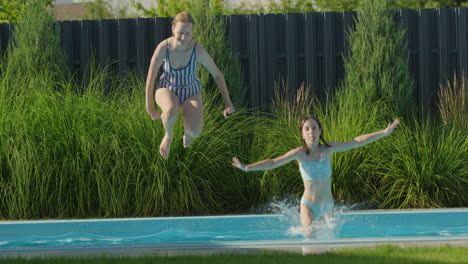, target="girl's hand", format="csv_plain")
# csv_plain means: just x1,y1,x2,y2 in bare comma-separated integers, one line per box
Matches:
223,106,235,118
232,157,248,172
384,119,400,136
146,107,161,120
